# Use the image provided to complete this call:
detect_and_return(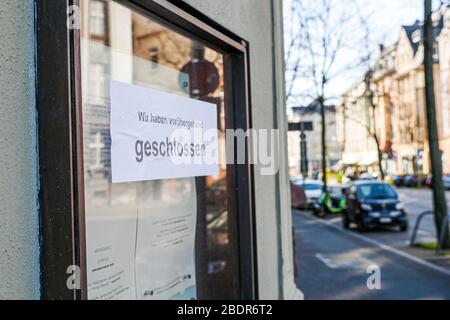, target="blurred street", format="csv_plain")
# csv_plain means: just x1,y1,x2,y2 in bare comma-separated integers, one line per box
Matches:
285,0,450,302
294,188,450,300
